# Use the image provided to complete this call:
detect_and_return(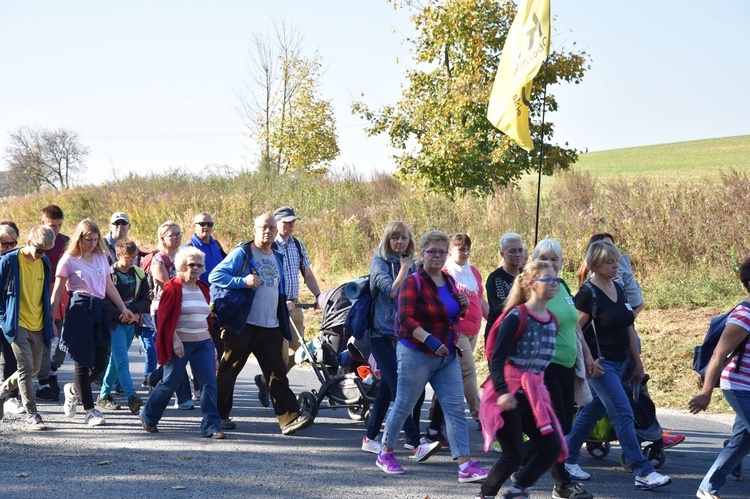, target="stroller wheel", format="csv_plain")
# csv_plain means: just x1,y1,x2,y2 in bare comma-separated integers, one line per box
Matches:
643,443,666,469
347,404,369,421
620,452,633,472
586,440,610,459
298,391,318,418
